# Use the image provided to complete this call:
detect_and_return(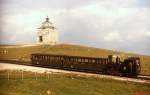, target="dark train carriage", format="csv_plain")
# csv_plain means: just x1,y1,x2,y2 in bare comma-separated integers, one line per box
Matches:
63,56,108,73
31,53,109,73
31,53,141,77
31,53,65,68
